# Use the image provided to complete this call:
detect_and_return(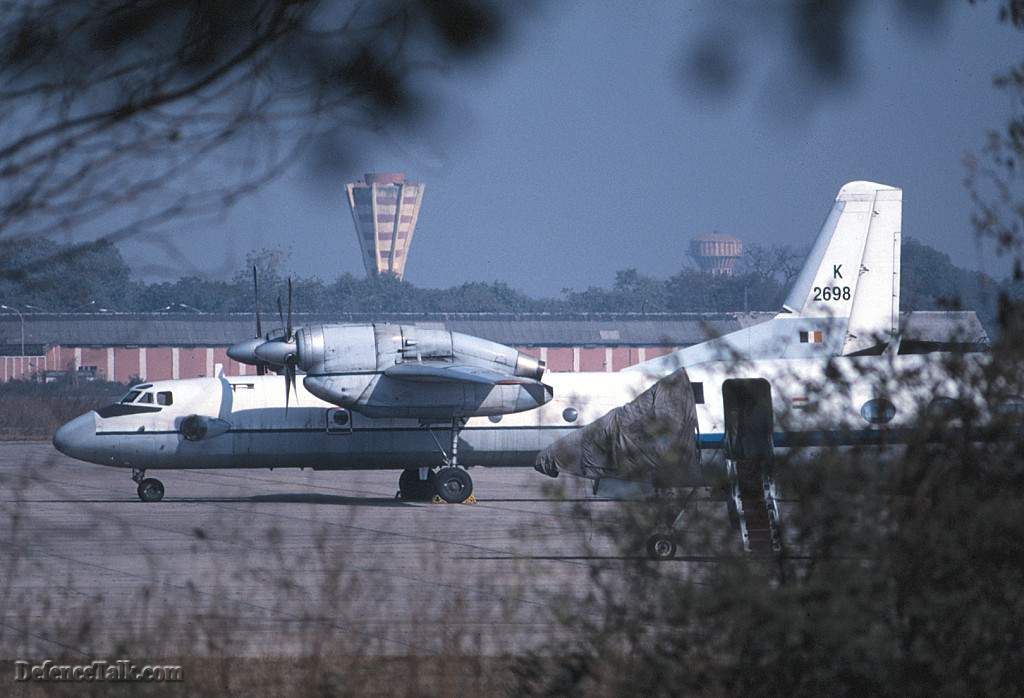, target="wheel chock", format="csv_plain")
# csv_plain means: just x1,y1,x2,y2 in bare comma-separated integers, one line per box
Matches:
431,493,477,505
